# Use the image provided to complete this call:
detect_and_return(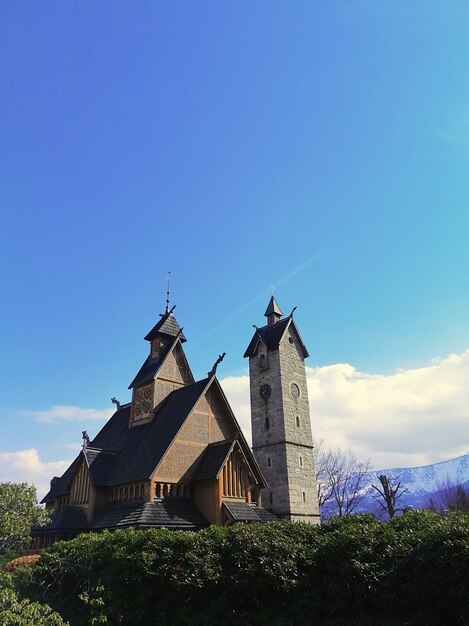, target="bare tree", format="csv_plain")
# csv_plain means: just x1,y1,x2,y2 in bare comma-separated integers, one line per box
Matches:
314,442,371,519
371,474,408,519
427,479,469,513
